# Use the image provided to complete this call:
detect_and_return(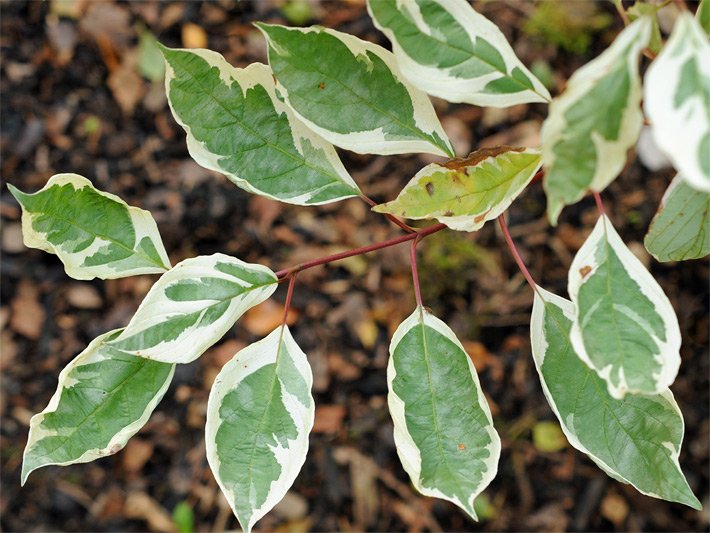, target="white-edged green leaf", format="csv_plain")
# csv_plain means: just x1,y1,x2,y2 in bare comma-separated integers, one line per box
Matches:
160,46,360,205
373,146,541,231
388,307,500,520
22,329,175,485
541,17,651,224
568,214,681,398
8,174,171,280
256,23,454,157
644,12,710,192
645,175,710,262
206,325,314,533
367,0,550,107
530,287,701,509
108,254,278,363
